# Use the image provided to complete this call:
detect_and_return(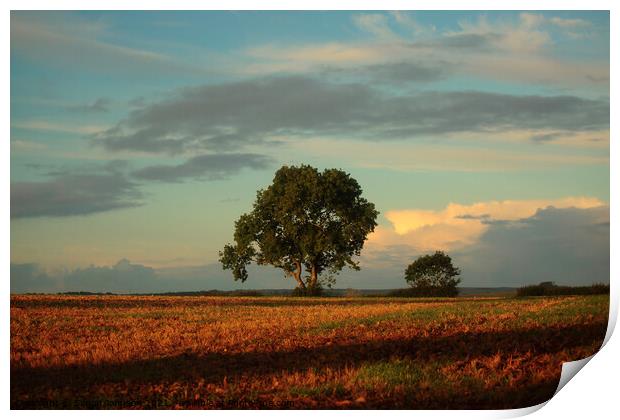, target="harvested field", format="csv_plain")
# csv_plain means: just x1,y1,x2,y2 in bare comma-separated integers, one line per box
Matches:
10,294,608,409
